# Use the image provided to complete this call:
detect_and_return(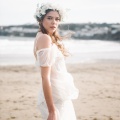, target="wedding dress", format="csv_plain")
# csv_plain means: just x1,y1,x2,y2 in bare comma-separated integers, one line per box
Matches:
35,43,79,120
